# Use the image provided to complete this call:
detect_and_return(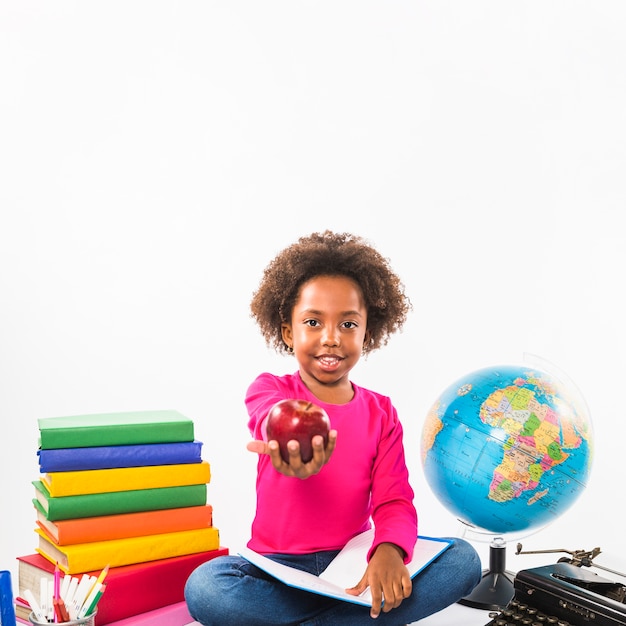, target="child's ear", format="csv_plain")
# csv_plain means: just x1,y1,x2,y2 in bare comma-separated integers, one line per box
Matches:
363,330,371,347
281,323,293,347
